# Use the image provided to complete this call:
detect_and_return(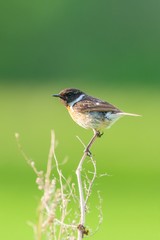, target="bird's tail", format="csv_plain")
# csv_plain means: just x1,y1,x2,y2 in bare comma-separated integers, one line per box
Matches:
118,112,141,117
